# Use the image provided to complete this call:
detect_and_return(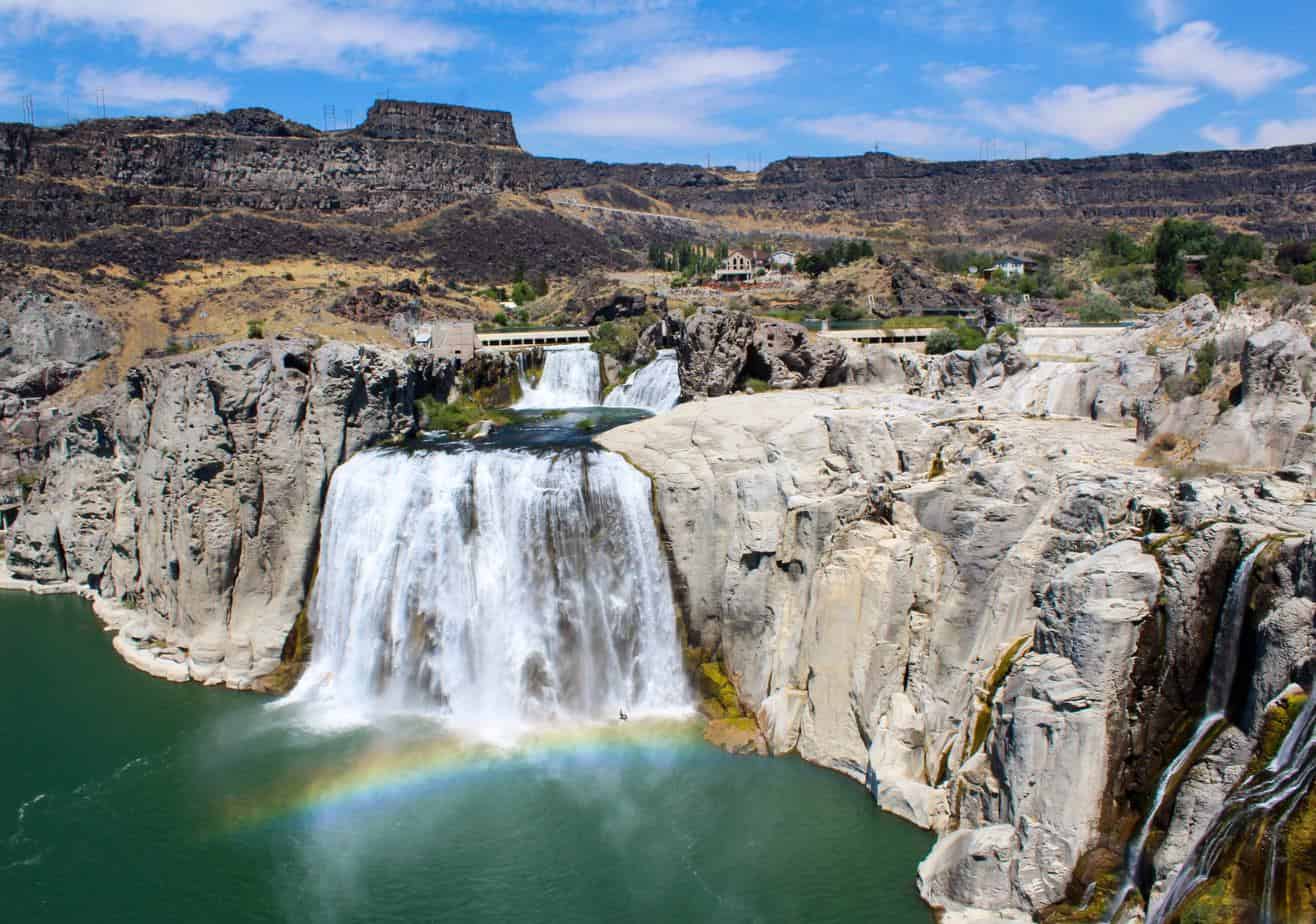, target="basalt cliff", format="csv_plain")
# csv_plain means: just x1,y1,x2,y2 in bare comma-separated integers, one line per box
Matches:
1,100,1314,280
